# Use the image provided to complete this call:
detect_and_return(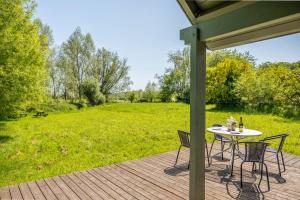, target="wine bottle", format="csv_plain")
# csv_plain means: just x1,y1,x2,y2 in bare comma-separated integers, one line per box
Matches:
239,117,243,132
